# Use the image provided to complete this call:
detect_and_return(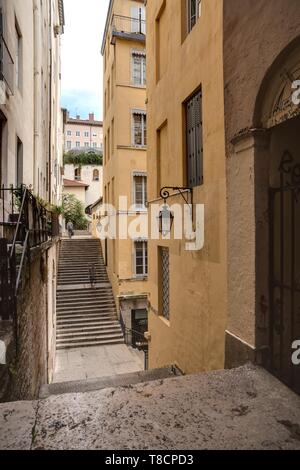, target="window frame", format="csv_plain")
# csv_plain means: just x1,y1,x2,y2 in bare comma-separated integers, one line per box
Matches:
187,0,202,34
134,240,148,277
132,50,146,87
133,172,147,210
132,110,147,147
